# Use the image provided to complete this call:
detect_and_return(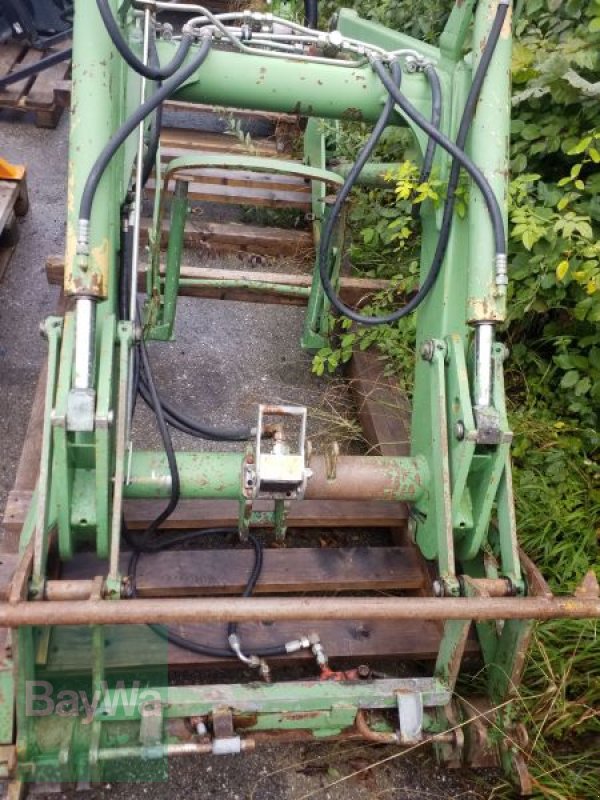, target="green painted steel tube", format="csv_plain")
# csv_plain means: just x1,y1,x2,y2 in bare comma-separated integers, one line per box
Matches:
336,9,439,63
466,0,511,323
125,452,244,499
332,161,400,187
159,44,431,127
162,180,187,337
124,452,429,503
65,0,122,300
